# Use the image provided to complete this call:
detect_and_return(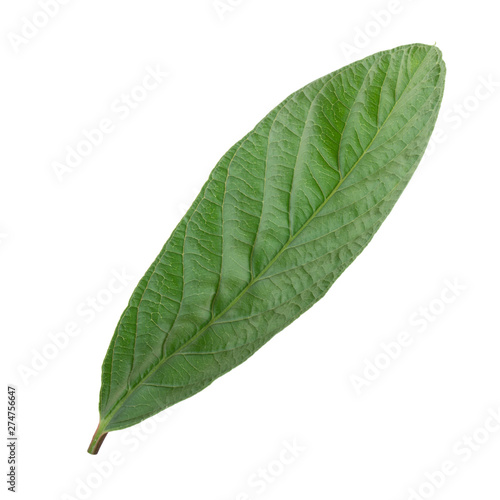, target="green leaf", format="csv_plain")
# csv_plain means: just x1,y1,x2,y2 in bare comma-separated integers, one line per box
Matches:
88,43,445,454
